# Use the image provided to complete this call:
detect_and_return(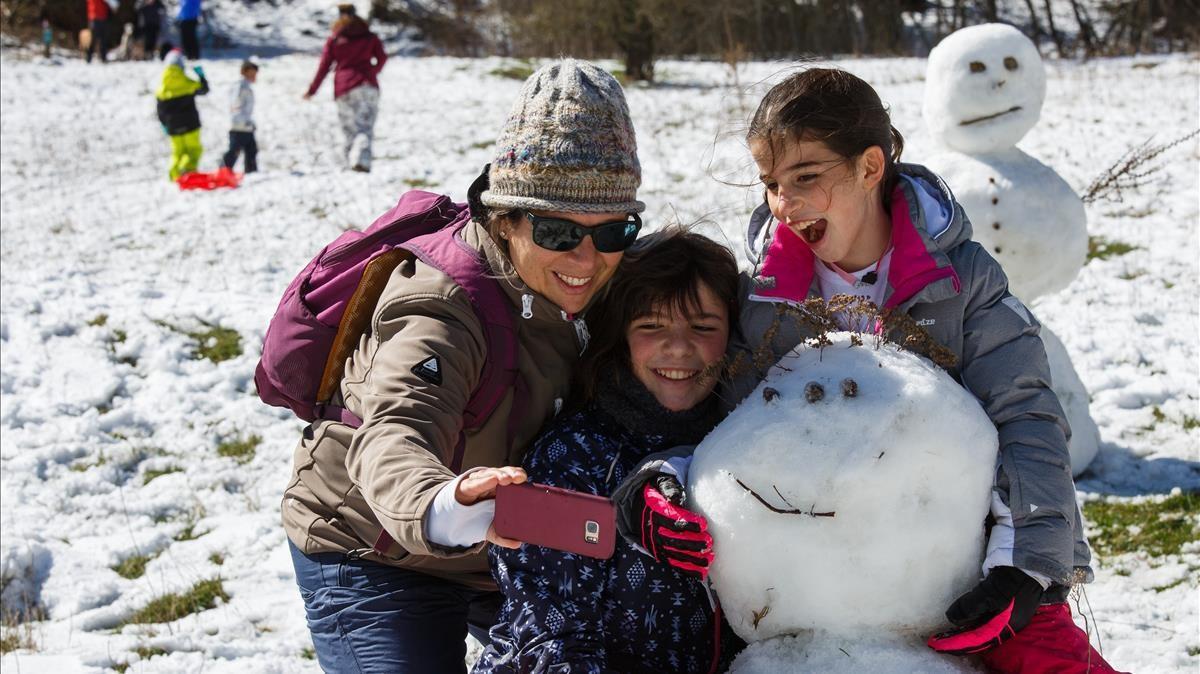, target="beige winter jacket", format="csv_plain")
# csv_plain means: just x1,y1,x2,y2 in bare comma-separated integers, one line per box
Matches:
281,220,585,590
